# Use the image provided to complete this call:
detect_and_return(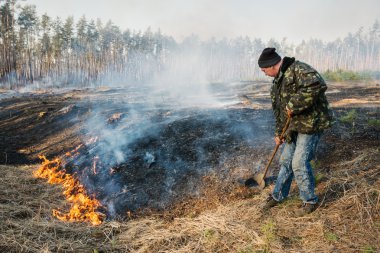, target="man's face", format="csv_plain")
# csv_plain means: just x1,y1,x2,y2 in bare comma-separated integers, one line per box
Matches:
260,66,278,77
